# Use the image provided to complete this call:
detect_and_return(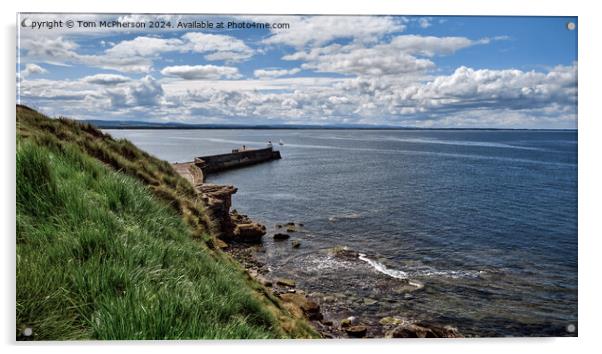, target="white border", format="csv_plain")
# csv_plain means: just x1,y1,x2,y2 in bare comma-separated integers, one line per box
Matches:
3,1,600,354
